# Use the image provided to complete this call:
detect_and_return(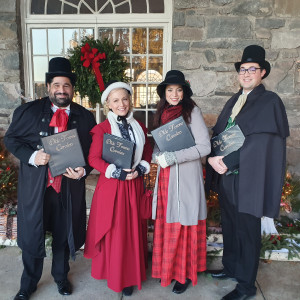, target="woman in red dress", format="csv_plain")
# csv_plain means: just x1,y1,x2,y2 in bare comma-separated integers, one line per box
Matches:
84,81,152,296
151,70,211,294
